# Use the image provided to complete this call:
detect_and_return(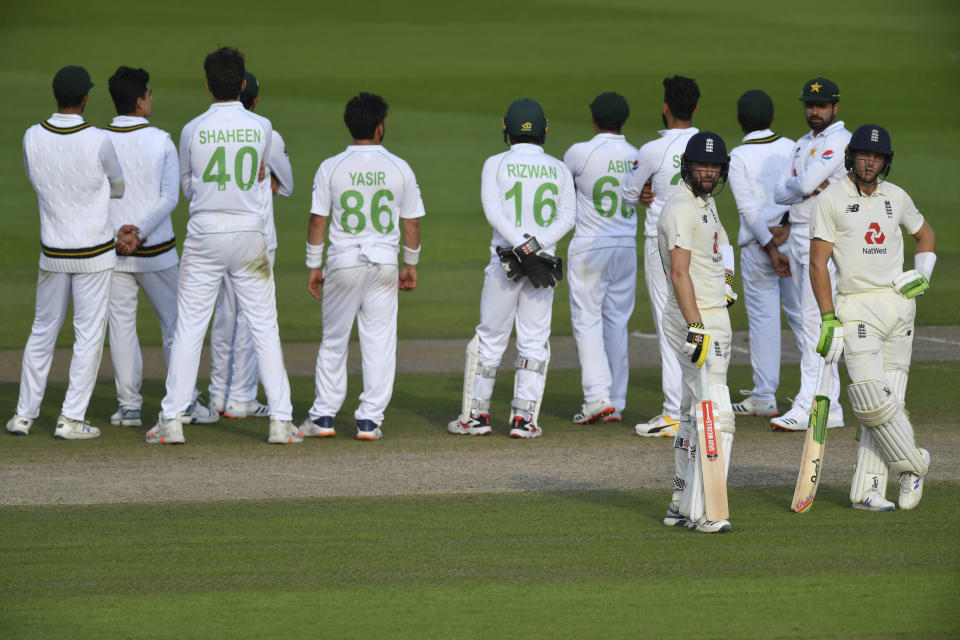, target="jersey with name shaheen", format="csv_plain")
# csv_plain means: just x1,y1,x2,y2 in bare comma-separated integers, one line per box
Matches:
658,185,729,311
563,133,638,244
481,143,575,253
811,176,925,295
311,144,425,269
179,102,272,231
